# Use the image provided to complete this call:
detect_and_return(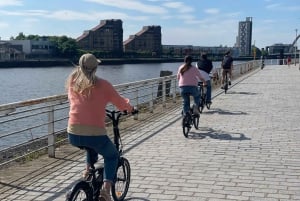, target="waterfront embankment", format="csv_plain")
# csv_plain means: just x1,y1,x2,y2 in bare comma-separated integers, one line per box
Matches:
0,58,183,68
0,57,254,68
